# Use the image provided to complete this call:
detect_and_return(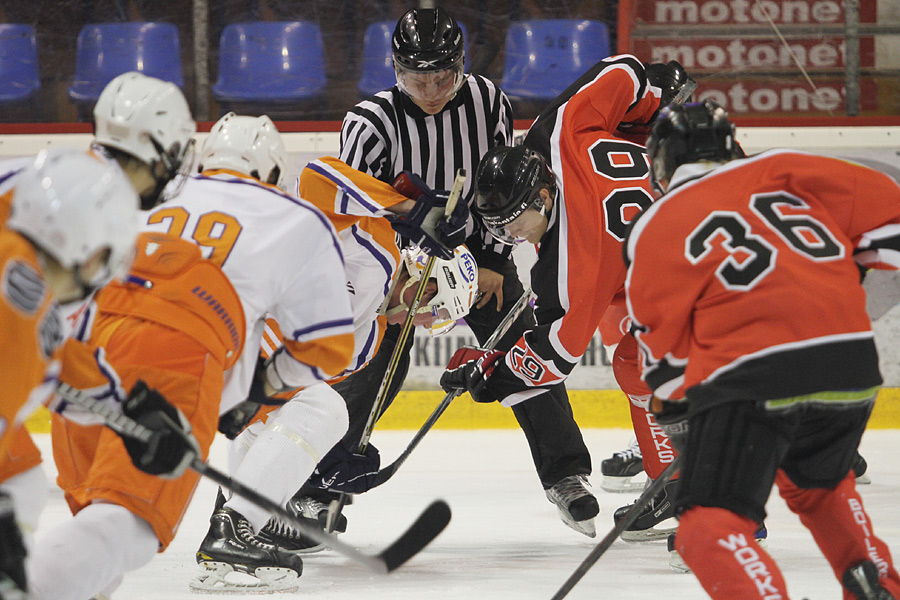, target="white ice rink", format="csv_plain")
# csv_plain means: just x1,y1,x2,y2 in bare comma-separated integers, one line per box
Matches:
31,428,900,599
